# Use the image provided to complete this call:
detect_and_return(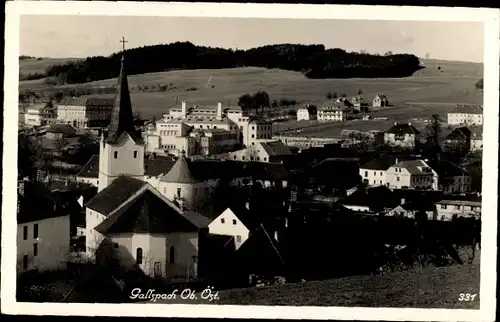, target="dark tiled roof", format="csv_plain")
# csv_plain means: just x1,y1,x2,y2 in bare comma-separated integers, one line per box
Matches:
449,104,483,115
77,155,99,178
260,141,292,156
18,182,82,224
360,155,399,170
94,188,210,234
386,123,420,135
446,127,471,140
339,186,399,211
85,176,146,215
393,160,434,175
427,160,468,177
144,157,175,177
226,205,261,231
45,124,77,135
